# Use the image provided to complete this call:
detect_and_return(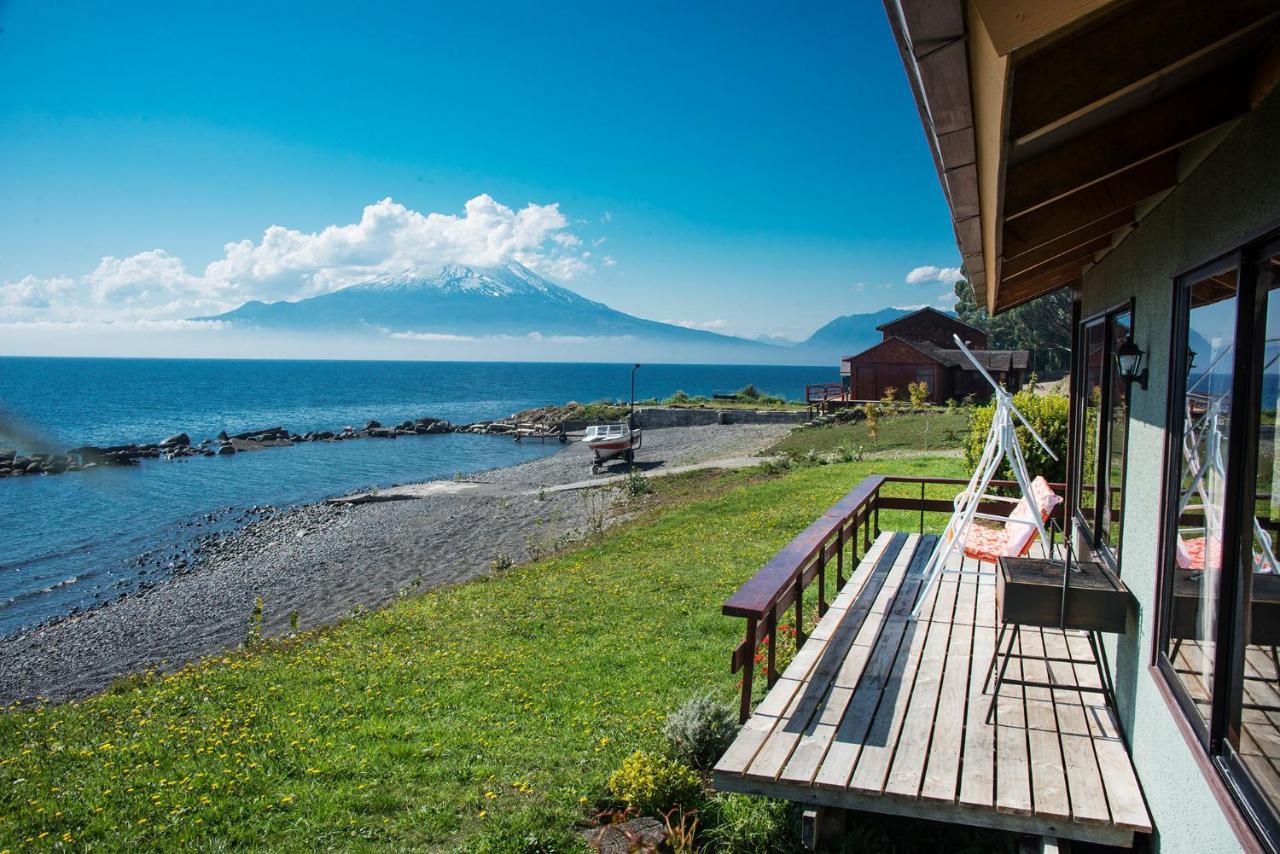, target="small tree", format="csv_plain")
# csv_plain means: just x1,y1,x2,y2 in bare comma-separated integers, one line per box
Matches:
863,401,880,445
908,380,931,442
908,380,929,411
881,387,898,410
